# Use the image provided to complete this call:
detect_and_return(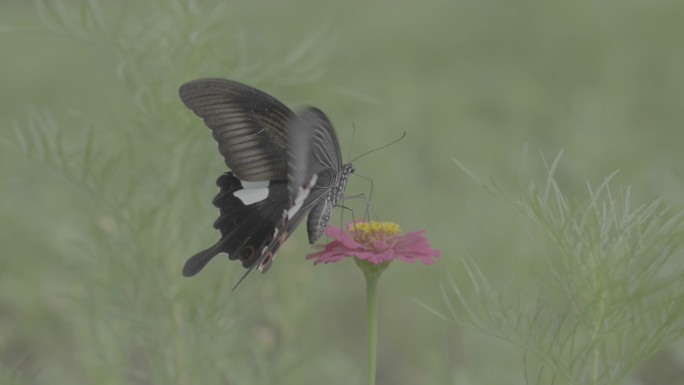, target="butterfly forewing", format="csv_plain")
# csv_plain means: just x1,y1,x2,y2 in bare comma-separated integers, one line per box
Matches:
179,79,294,181
287,107,350,243
287,107,341,201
